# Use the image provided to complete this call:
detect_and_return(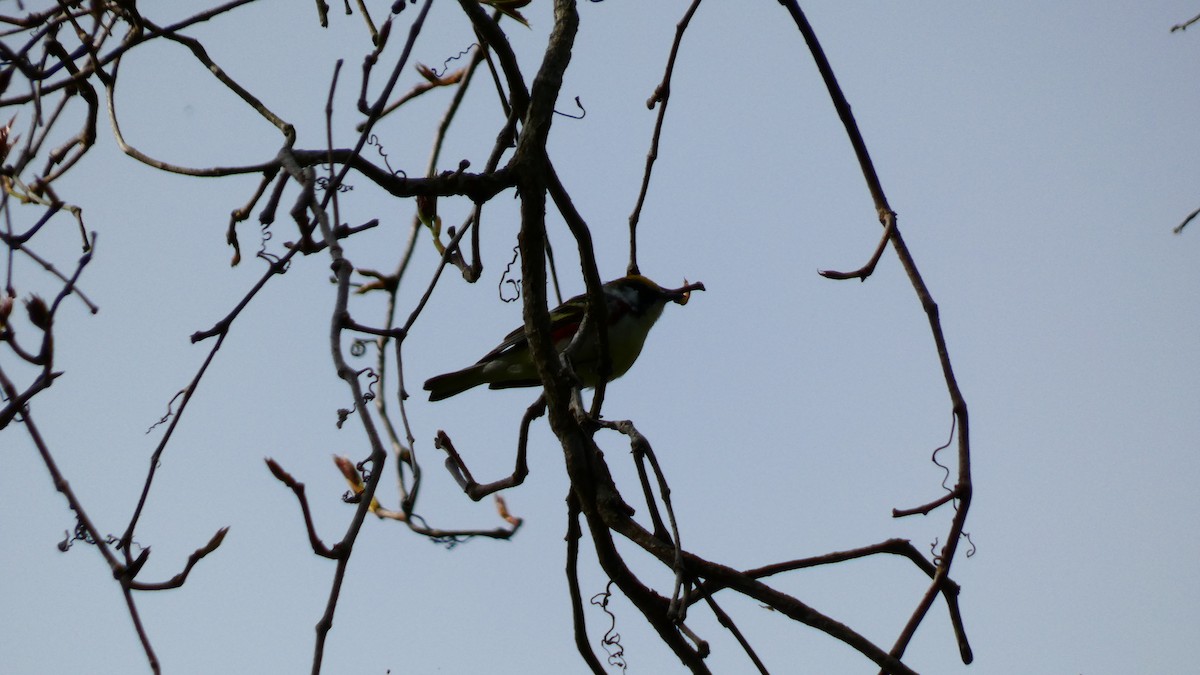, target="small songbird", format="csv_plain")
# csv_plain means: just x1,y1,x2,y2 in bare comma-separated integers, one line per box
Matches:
423,275,705,401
